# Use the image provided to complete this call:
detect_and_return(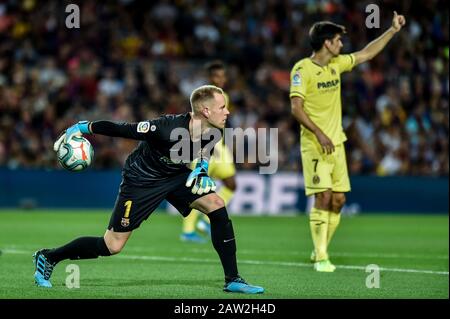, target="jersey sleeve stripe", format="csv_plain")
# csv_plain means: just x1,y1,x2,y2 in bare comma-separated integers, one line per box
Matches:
349,54,355,66
289,91,305,99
